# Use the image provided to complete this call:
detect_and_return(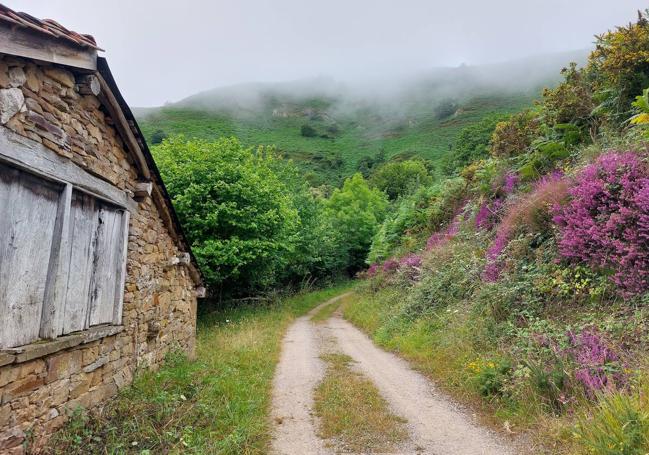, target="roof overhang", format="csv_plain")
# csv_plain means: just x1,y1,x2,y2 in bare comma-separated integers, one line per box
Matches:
0,23,97,70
